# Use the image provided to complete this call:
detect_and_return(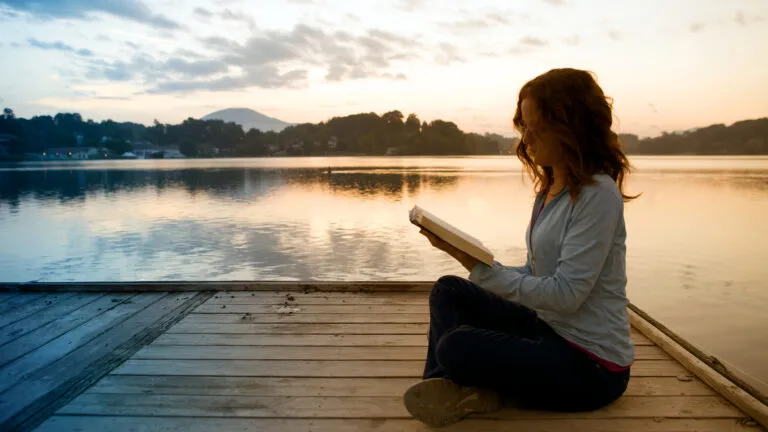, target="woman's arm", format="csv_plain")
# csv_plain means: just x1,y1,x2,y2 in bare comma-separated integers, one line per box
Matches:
468,186,622,314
